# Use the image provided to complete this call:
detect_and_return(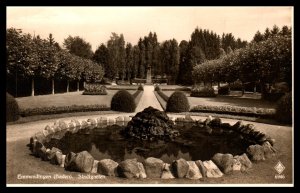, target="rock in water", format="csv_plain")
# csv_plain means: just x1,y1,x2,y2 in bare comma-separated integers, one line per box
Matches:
122,106,179,140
